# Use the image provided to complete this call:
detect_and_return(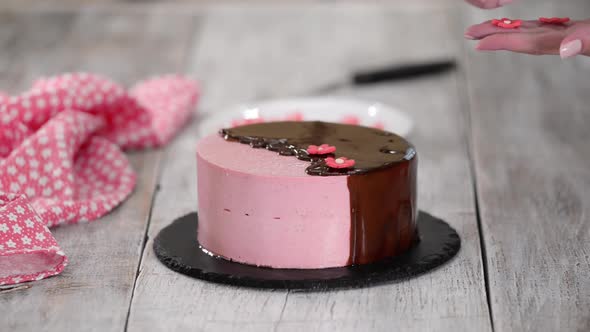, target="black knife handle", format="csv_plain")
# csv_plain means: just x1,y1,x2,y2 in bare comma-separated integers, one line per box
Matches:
352,60,456,85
